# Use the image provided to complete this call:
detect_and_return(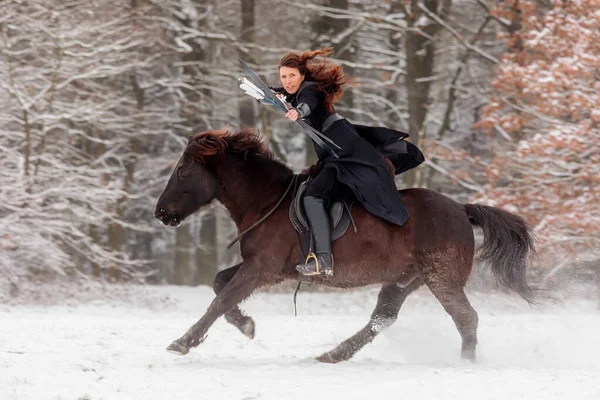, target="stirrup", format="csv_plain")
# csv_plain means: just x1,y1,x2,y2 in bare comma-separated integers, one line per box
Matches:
301,253,321,276
296,252,333,277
